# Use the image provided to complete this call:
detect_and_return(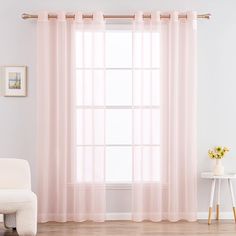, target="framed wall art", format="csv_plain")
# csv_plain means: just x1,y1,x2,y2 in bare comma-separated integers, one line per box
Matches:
4,66,27,97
